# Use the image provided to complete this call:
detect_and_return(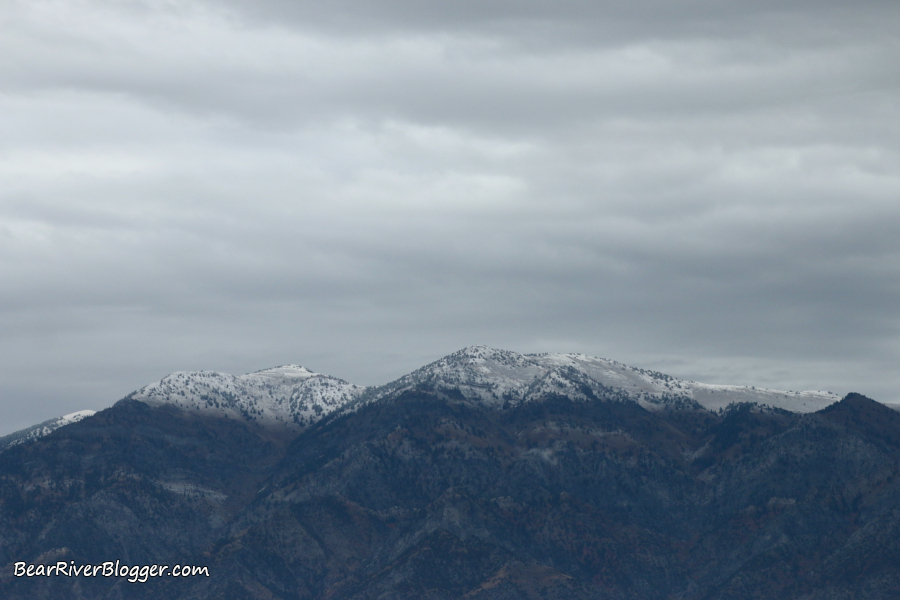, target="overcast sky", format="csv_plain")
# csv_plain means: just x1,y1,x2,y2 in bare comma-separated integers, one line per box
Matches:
1,0,899,434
